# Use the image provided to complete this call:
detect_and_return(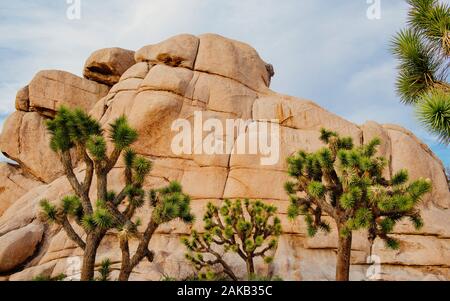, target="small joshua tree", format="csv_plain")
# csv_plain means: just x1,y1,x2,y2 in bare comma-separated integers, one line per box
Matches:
183,199,282,280
285,129,432,281
96,258,112,281
39,107,193,281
